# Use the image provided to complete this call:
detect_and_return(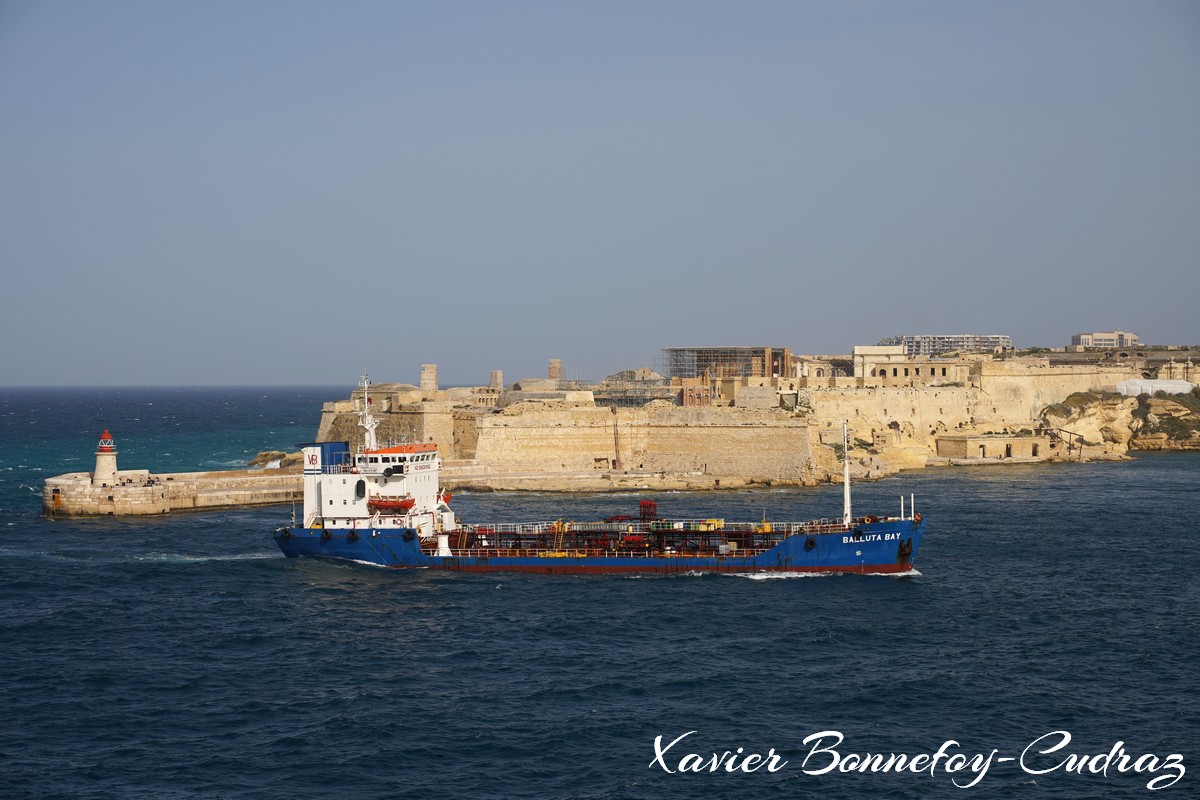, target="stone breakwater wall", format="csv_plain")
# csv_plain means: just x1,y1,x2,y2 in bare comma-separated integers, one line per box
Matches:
43,468,302,516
